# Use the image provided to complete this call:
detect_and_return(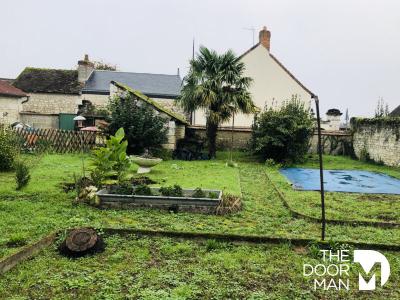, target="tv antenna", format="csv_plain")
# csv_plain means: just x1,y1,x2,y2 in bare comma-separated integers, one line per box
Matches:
243,27,255,45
